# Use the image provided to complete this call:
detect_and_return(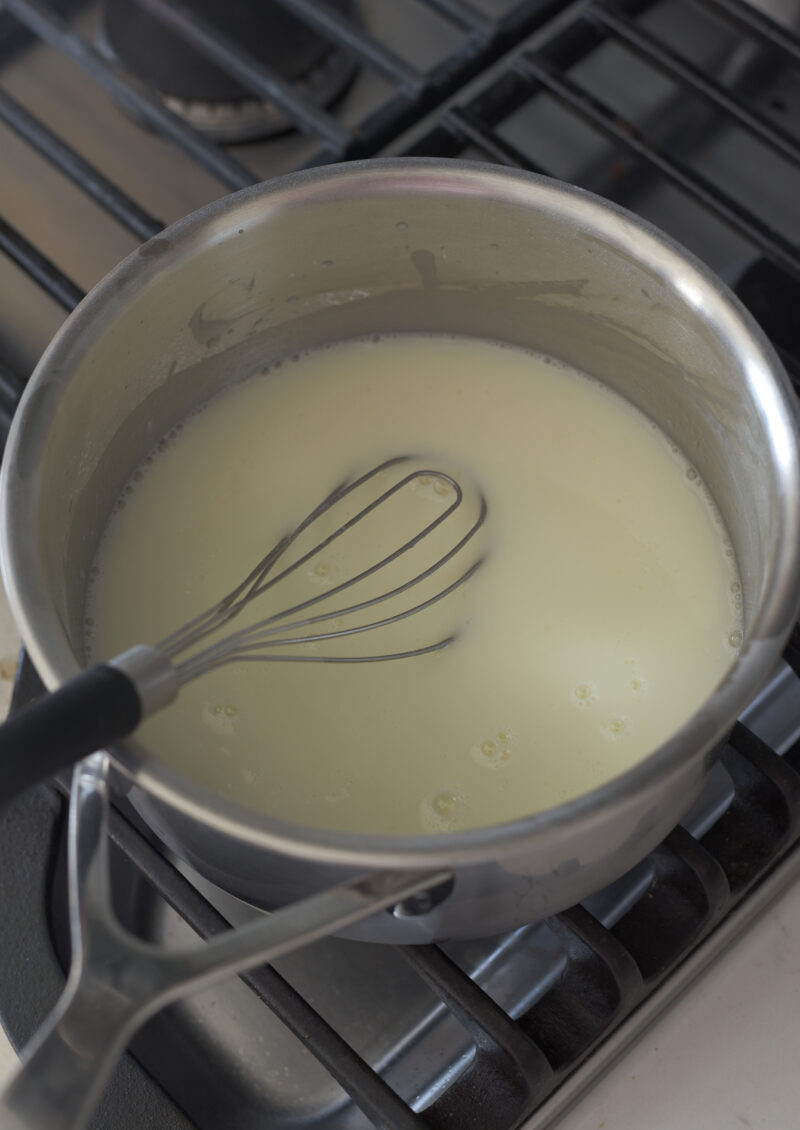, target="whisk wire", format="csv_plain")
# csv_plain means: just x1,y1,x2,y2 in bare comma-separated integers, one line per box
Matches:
206,497,486,653
157,456,486,678
175,558,484,680
157,456,412,656
246,466,462,605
